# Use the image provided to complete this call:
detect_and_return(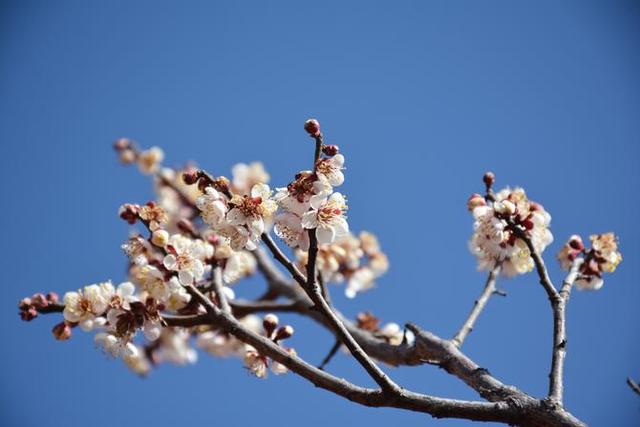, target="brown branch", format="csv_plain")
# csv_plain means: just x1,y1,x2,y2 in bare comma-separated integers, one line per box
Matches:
183,283,523,425
548,258,582,404
452,265,501,347
512,226,560,302
211,263,231,313
627,378,640,396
